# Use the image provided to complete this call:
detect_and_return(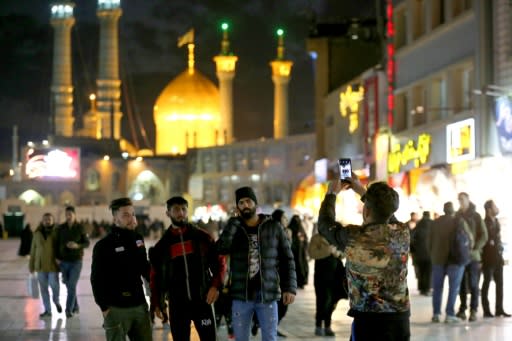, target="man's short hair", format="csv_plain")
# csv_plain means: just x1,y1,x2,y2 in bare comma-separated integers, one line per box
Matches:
458,192,469,199
484,200,494,211
109,197,133,214
443,202,454,215
65,206,75,213
42,212,53,218
166,196,188,209
364,182,399,222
